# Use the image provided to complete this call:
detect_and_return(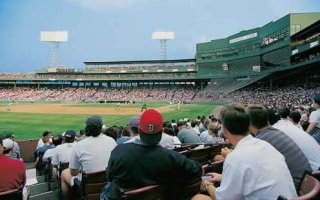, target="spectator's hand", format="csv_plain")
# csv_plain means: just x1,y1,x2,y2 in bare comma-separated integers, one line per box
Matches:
221,147,231,157
206,172,222,182
200,180,213,192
